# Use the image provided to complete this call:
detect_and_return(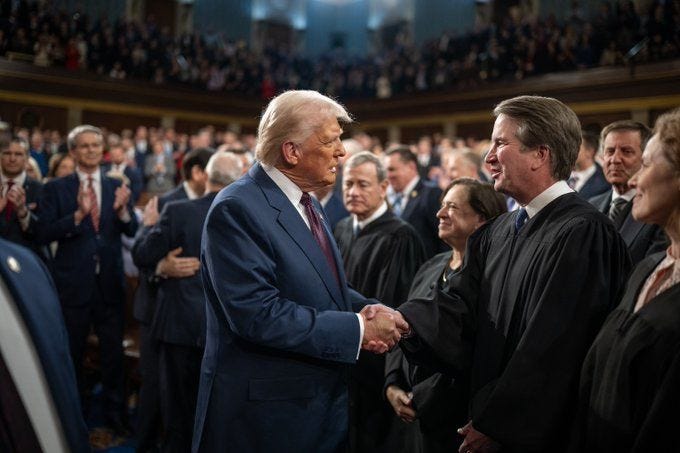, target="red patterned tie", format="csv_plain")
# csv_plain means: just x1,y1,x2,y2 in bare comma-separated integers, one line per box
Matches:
88,176,100,232
4,180,14,221
301,193,339,284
